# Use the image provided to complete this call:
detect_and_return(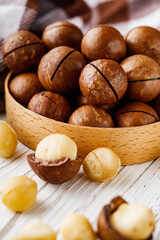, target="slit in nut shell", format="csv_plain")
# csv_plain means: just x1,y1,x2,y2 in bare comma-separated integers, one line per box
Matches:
97,196,154,240
27,134,83,184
